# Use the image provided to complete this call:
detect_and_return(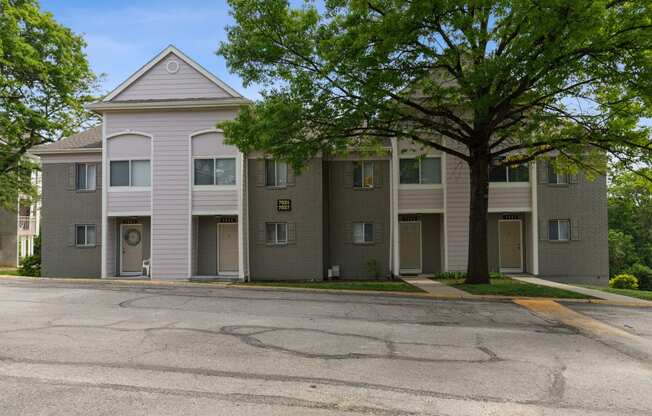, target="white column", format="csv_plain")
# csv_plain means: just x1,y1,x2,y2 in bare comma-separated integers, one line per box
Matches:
237,152,246,280
391,138,400,276
531,161,539,275
442,150,448,272
101,117,108,278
